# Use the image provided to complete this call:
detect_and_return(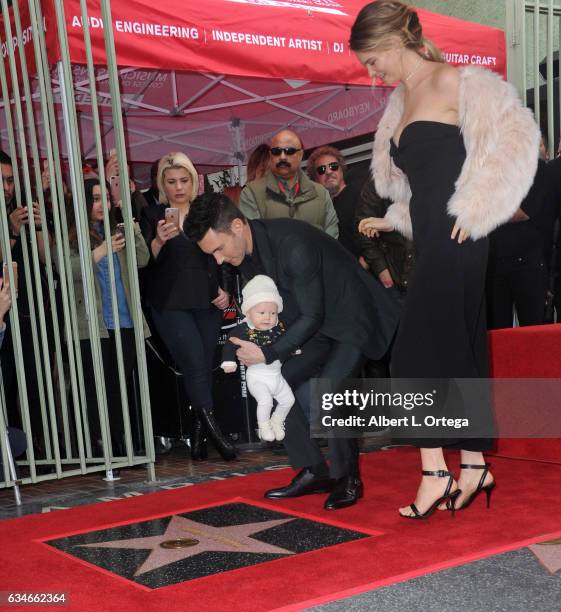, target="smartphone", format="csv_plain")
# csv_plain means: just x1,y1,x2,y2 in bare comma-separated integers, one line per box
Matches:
2,261,18,296
165,207,180,229
109,175,121,204
114,223,126,239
